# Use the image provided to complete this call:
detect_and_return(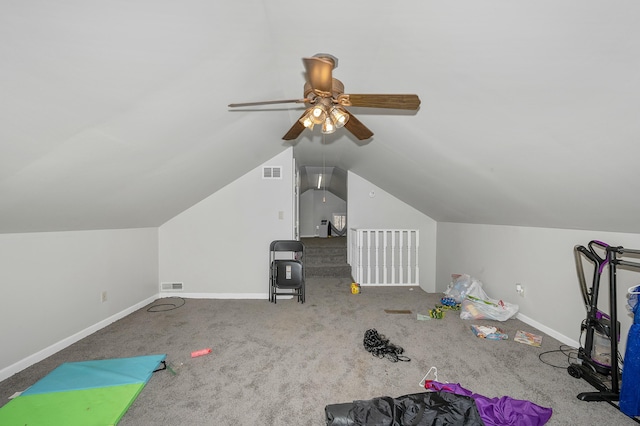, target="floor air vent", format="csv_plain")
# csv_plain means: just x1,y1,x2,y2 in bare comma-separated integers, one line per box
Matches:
160,282,184,291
